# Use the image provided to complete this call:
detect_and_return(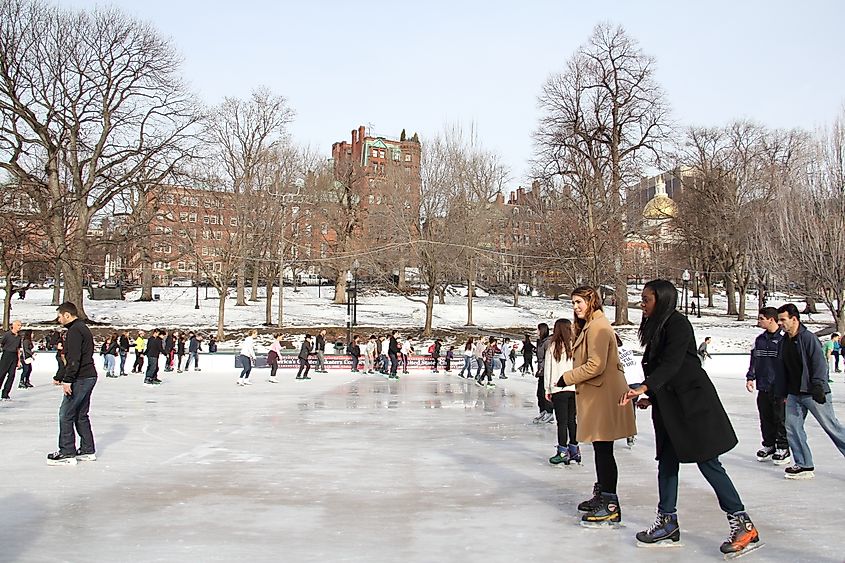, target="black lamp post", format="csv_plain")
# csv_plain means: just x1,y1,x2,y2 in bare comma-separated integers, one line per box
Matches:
194,259,200,309
351,259,359,327
346,269,353,345
682,269,690,316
